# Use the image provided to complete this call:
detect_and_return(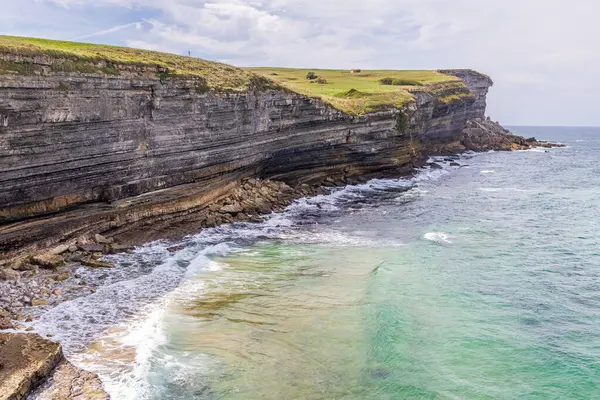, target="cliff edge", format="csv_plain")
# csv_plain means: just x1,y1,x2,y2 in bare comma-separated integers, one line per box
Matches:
0,36,550,267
